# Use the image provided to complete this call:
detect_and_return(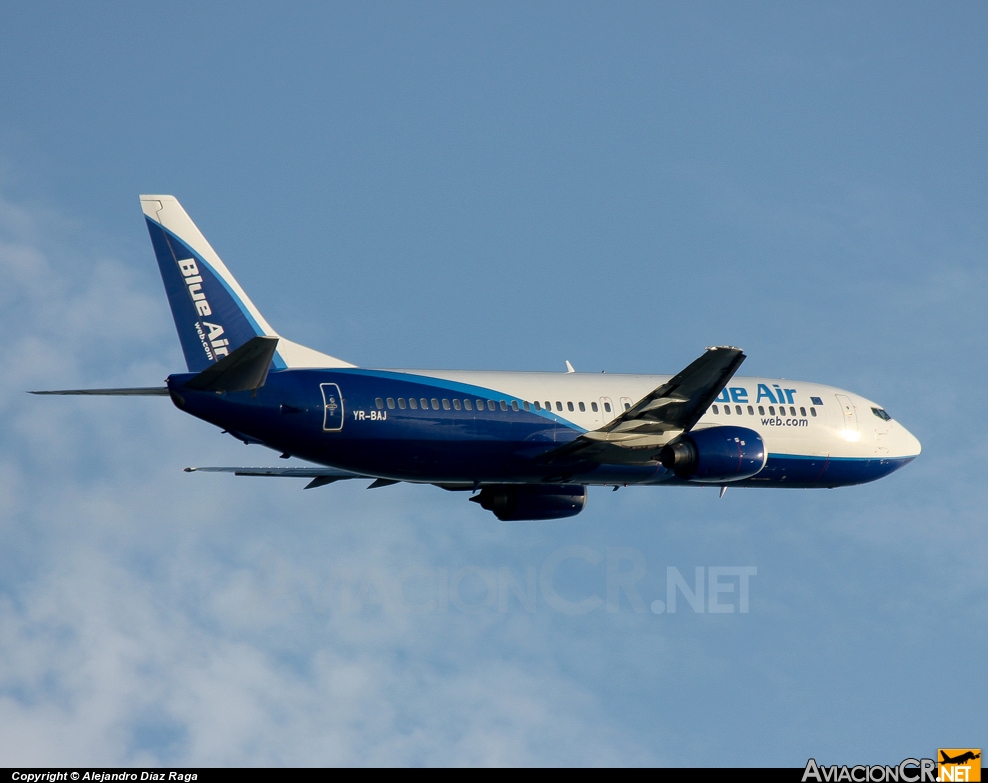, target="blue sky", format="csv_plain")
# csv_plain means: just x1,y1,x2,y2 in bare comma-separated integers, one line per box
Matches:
0,1,985,766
